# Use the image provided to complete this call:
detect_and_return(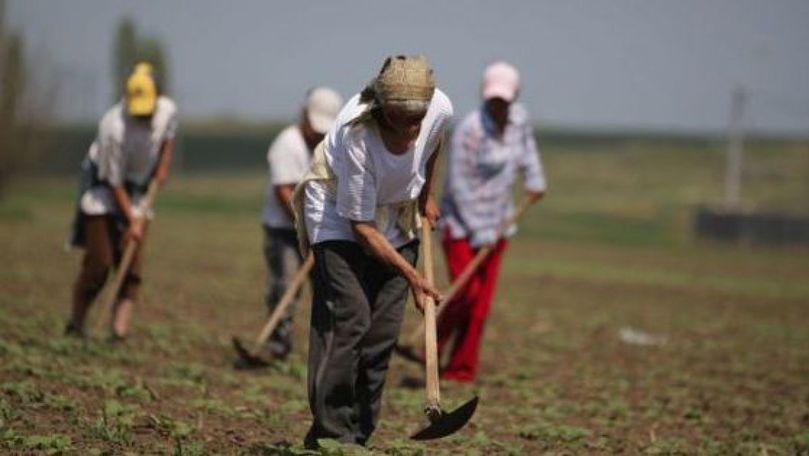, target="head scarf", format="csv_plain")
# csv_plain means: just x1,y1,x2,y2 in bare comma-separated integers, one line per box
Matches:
351,55,436,126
